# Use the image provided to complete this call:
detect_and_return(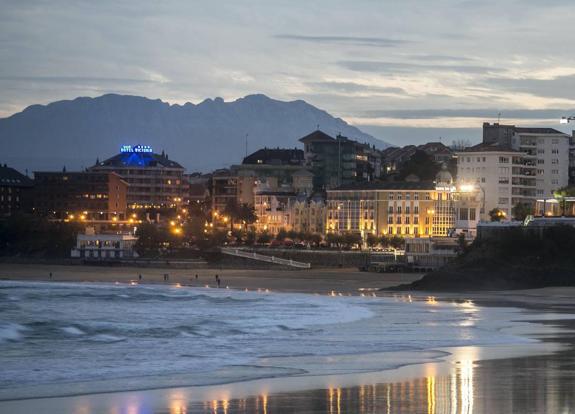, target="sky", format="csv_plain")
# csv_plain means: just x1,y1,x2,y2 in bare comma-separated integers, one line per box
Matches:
1,0,575,146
